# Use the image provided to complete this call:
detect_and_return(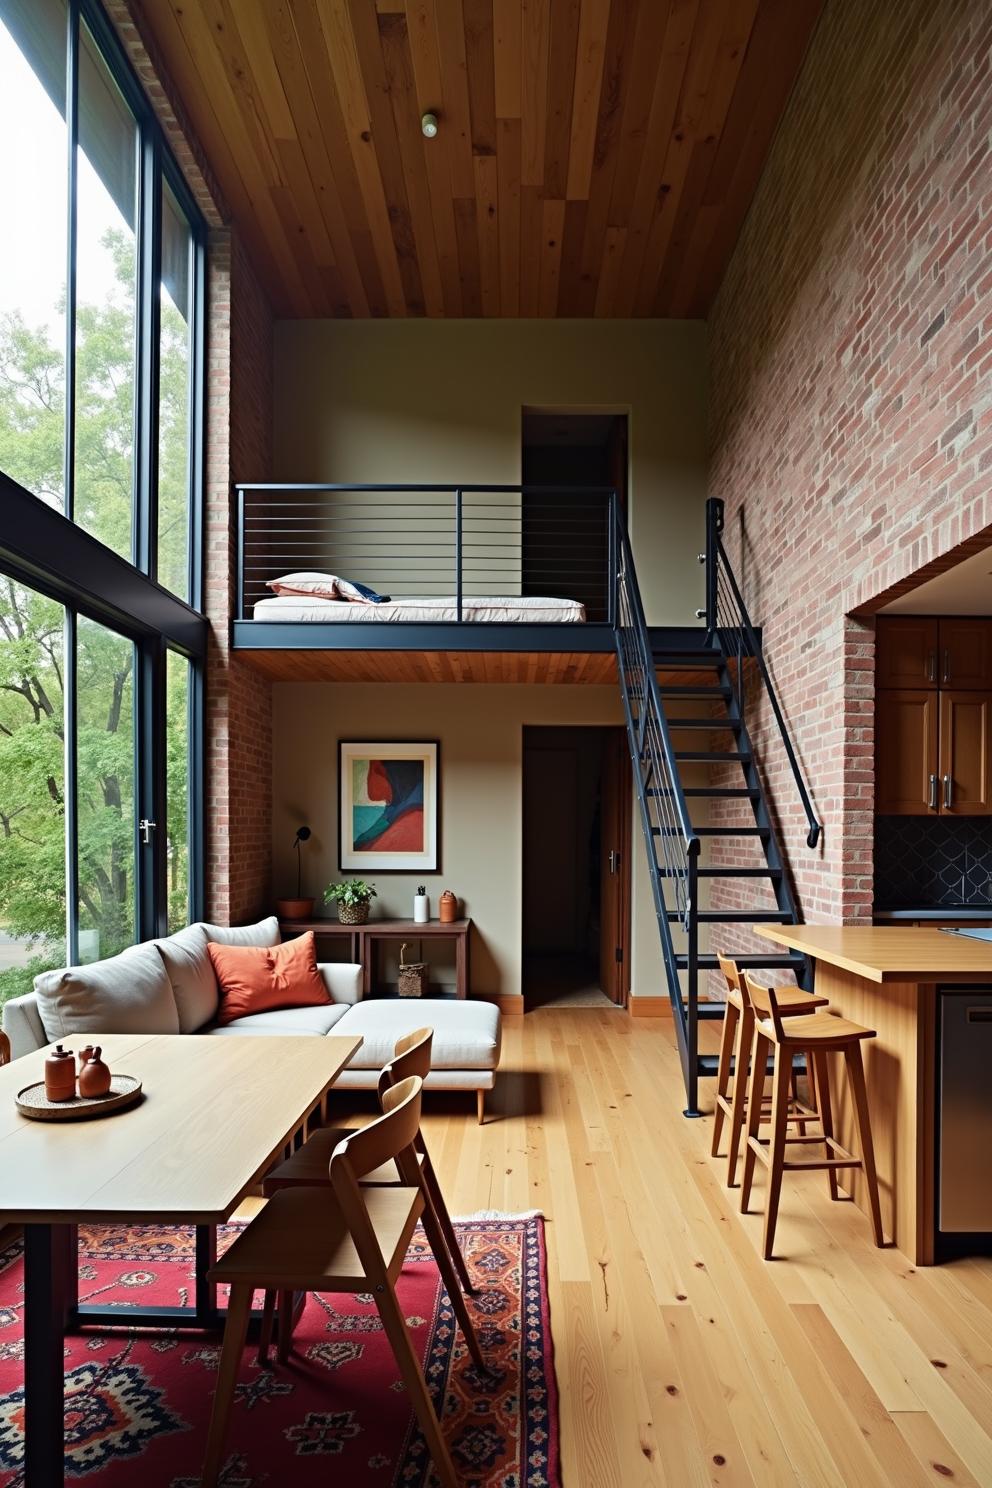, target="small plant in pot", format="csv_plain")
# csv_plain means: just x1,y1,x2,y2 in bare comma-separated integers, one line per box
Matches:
275,826,314,921
324,878,377,925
